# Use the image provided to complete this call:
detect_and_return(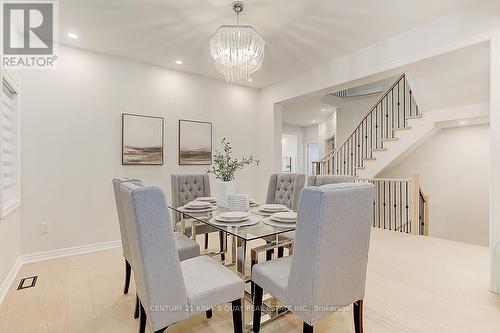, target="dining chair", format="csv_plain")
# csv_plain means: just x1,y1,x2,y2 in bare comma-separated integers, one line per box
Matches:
252,183,374,333
265,173,306,211
120,183,245,333
307,175,354,186
171,174,226,260
113,177,200,319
